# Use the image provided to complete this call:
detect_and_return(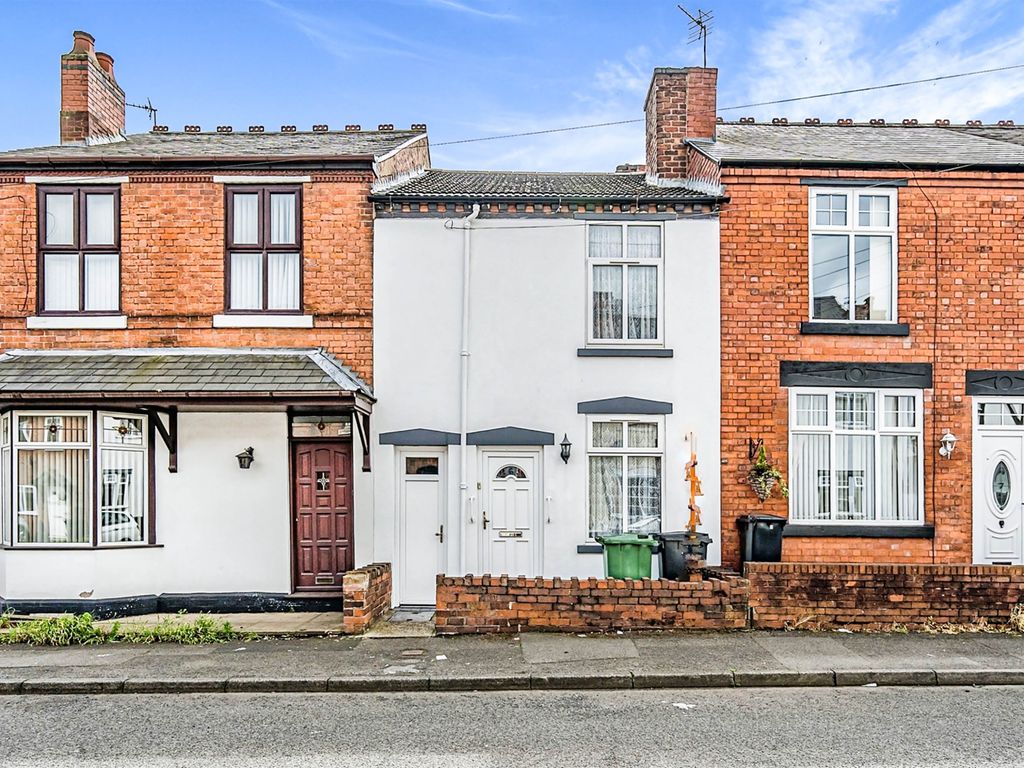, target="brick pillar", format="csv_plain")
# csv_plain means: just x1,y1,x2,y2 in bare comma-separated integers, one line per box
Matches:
60,31,126,145
644,67,717,185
